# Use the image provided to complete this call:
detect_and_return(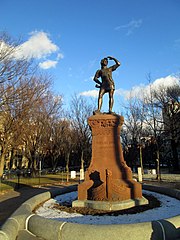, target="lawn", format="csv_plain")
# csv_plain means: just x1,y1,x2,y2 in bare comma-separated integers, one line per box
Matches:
0,172,79,192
